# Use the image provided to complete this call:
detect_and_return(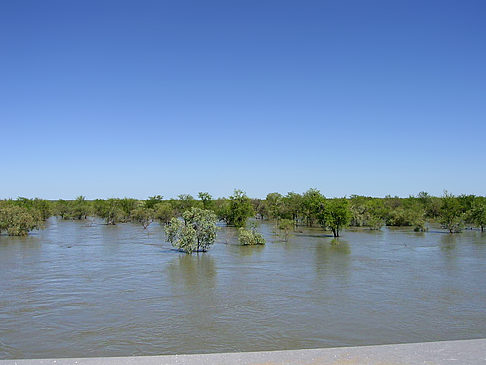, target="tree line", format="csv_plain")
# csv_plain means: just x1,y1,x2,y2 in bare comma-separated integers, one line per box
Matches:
1,190,485,250
255,190,486,235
